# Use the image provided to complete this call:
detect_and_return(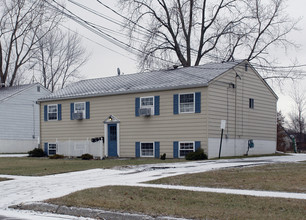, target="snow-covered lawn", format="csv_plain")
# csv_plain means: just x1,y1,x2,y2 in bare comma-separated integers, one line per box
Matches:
0,154,305,220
